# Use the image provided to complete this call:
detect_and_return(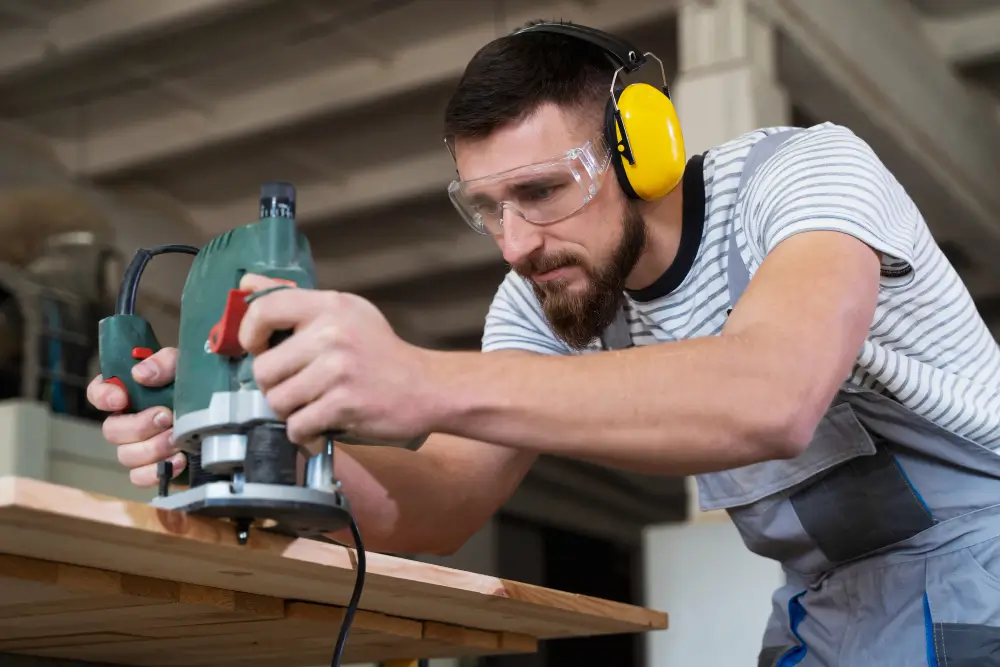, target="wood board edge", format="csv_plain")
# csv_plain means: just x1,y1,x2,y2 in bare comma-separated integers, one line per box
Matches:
0,476,669,638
